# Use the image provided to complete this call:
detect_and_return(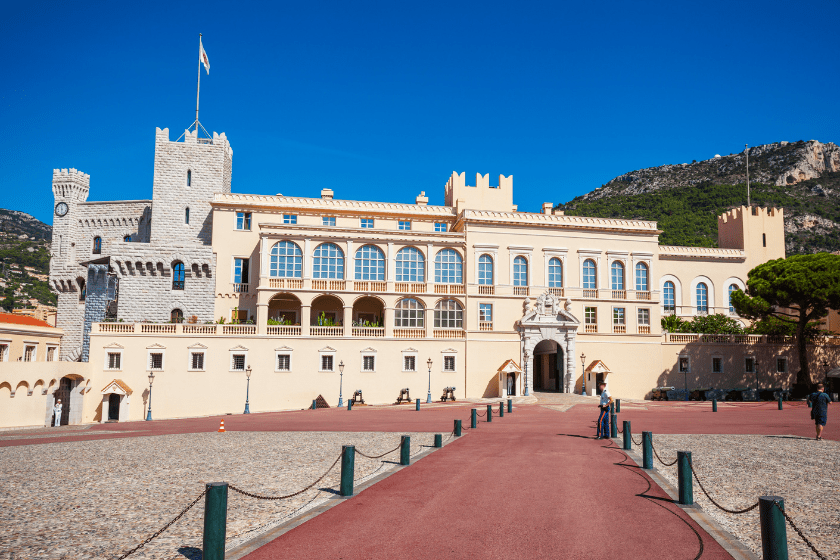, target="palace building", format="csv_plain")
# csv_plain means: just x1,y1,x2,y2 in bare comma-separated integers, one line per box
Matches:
3,123,829,428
